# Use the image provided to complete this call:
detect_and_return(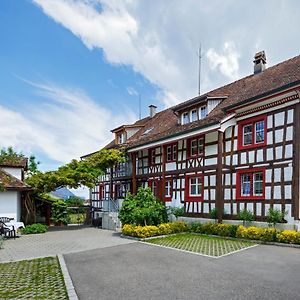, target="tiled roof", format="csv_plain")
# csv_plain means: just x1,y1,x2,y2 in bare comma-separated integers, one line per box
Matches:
82,53,300,155
0,168,31,191
0,157,28,169
126,53,300,148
